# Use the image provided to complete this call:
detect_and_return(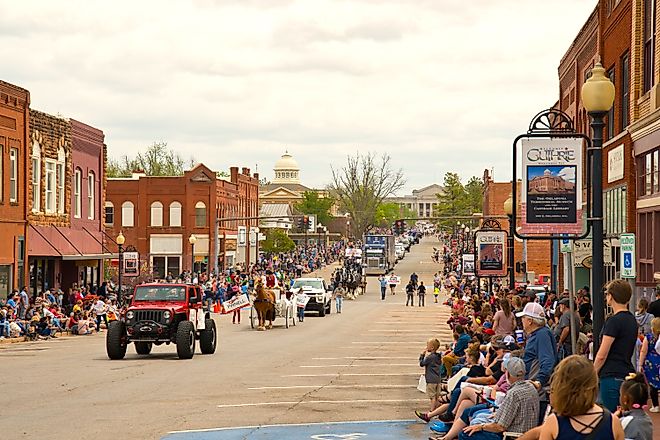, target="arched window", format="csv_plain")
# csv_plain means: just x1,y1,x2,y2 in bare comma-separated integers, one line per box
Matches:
88,171,95,219
169,201,182,227
195,201,206,227
122,201,134,227
57,147,65,214
150,201,163,227
31,141,41,212
104,202,114,225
